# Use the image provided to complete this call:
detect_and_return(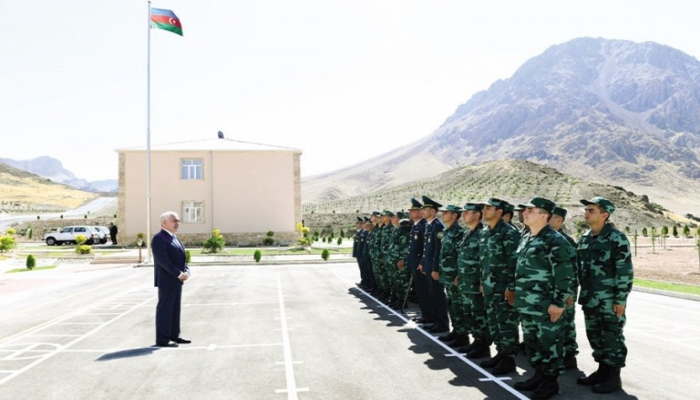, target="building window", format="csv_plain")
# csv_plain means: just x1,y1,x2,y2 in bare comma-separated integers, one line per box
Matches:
182,201,204,223
181,159,203,180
